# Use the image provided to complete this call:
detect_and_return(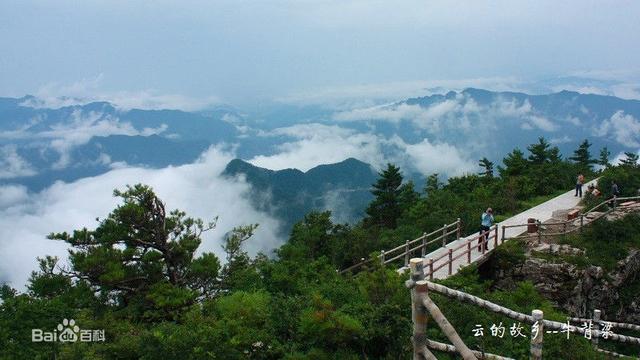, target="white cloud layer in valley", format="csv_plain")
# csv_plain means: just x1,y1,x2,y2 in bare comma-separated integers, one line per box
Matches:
21,75,222,111
0,148,282,289
333,93,558,135
0,109,167,173
247,123,476,176
0,145,37,179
